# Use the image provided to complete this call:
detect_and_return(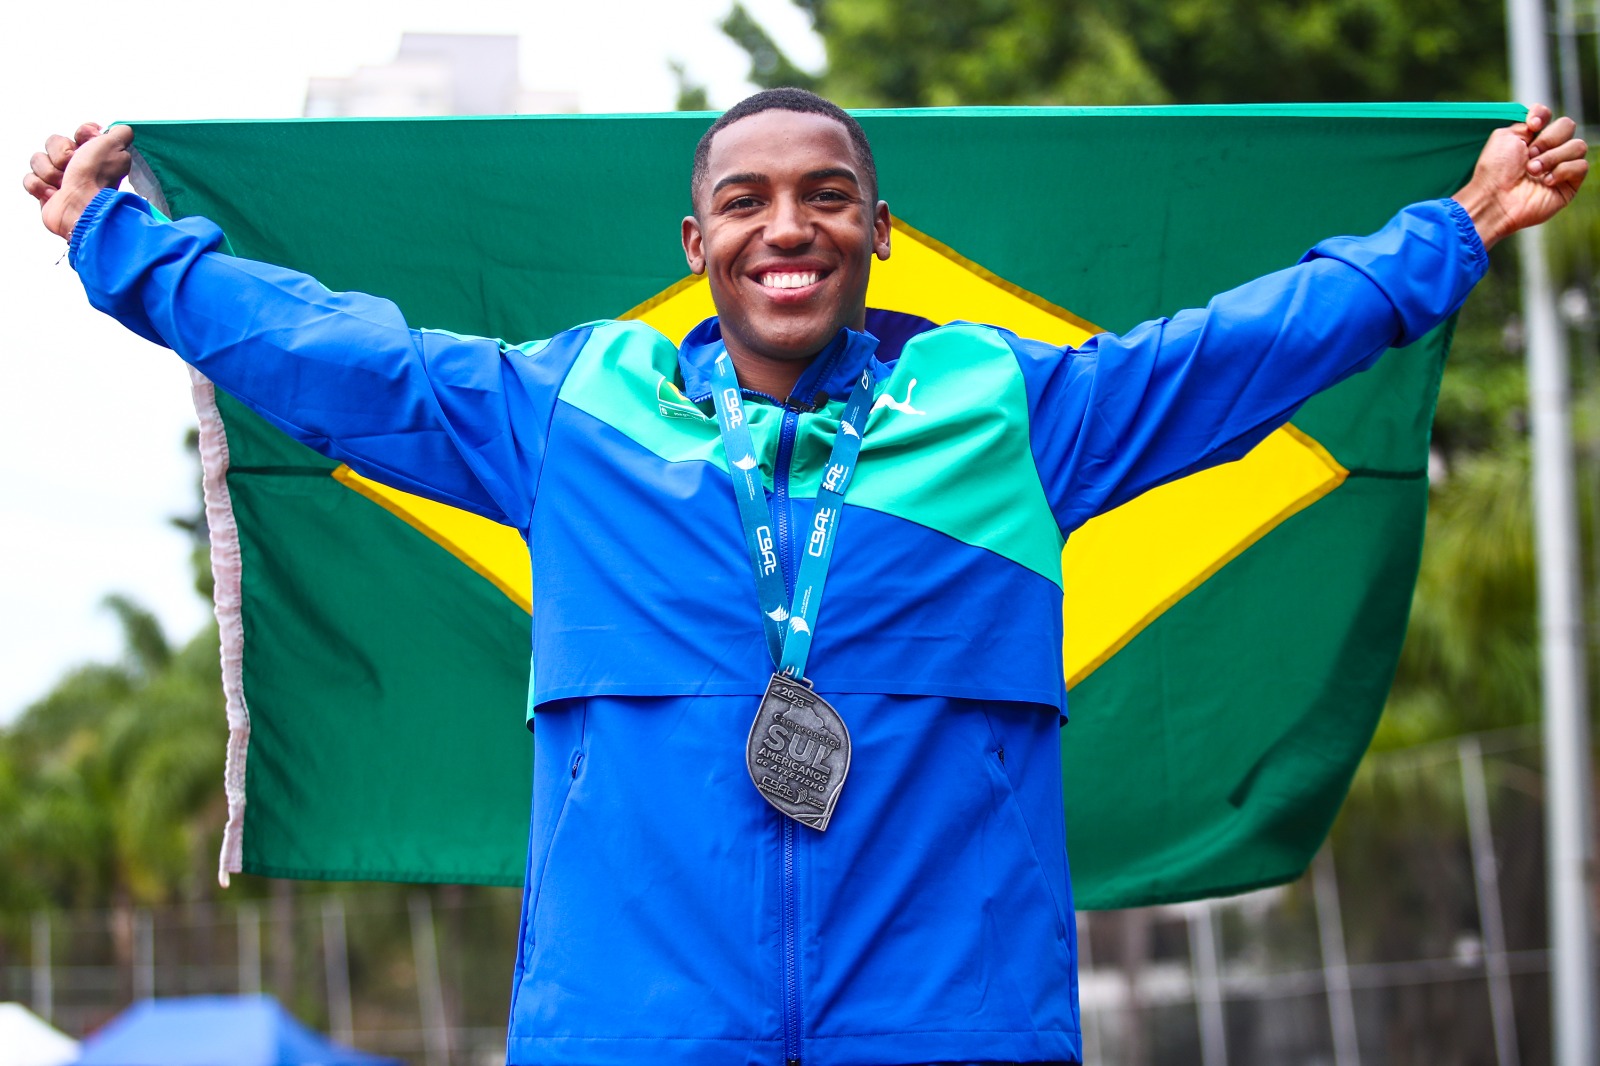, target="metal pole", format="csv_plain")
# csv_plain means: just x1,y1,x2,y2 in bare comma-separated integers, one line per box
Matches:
322,896,354,1046
1185,900,1229,1066
133,909,155,1001
1506,4,1600,1062
270,879,295,1004
238,902,261,995
410,891,451,1066
1077,912,1104,1066
1312,847,1362,1066
31,911,52,1023
1555,0,1586,126
1119,908,1151,1066
1460,737,1523,1066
